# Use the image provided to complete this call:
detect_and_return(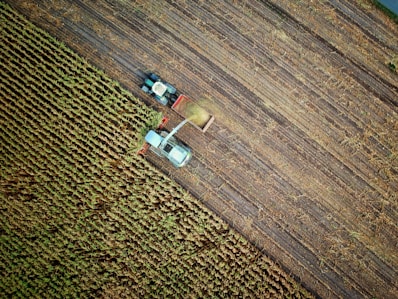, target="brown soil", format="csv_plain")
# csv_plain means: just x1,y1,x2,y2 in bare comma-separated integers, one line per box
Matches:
6,0,397,298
